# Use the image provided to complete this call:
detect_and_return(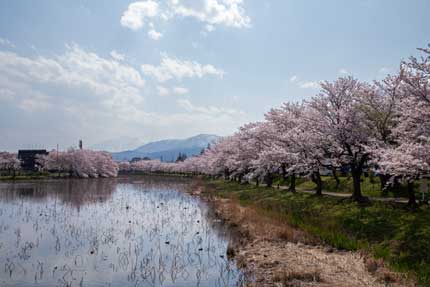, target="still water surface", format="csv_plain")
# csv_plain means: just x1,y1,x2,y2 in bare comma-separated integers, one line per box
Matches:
0,176,244,287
